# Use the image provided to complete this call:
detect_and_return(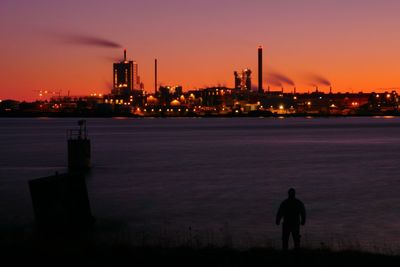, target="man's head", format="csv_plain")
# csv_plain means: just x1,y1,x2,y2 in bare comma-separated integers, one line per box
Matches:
288,188,296,199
